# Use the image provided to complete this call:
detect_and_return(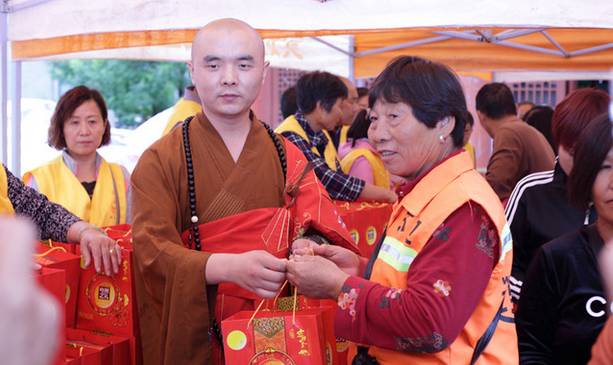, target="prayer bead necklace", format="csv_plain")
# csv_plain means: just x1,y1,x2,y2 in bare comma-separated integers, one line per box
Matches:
181,116,287,251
